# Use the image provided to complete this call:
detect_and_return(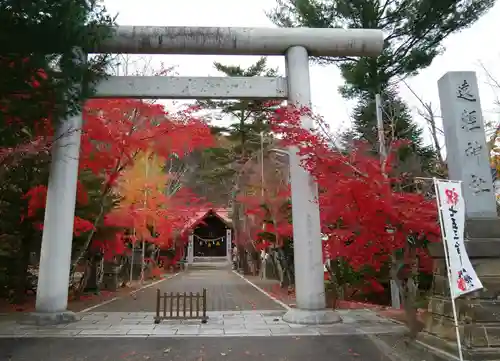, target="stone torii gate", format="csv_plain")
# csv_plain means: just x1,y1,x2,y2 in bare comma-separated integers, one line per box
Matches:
32,26,384,325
